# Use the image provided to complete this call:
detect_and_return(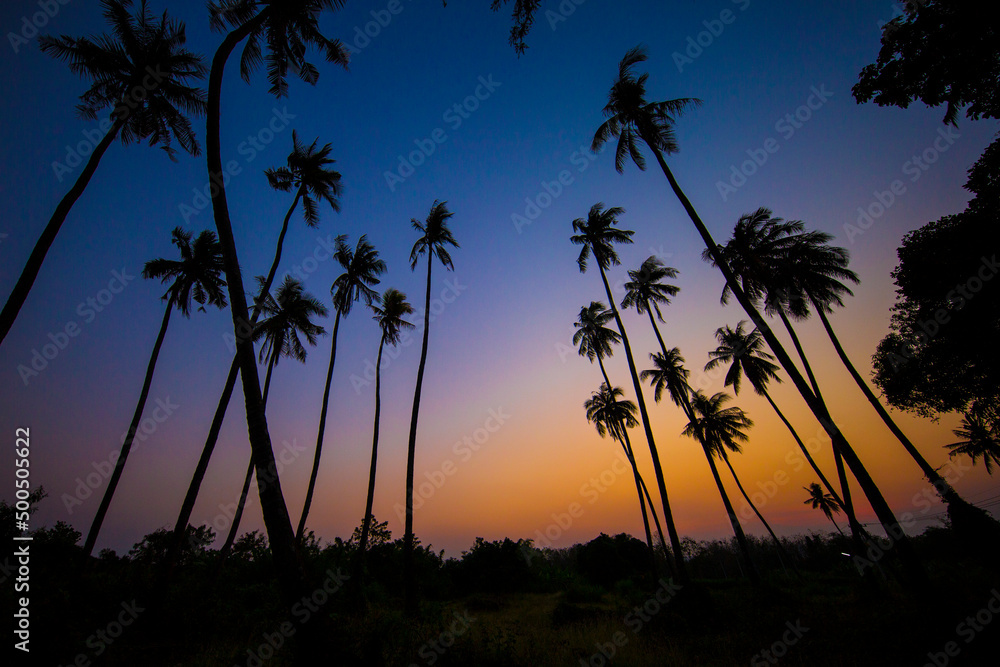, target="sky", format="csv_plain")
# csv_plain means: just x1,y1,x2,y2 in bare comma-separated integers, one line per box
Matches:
0,0,997,559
